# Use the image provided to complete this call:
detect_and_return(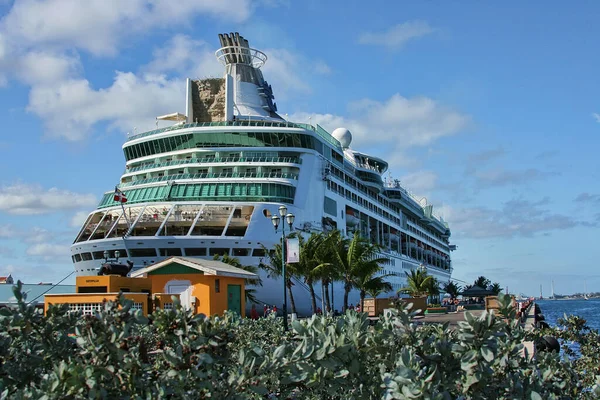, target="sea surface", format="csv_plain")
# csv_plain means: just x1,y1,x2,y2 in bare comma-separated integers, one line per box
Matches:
536,298,600,331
